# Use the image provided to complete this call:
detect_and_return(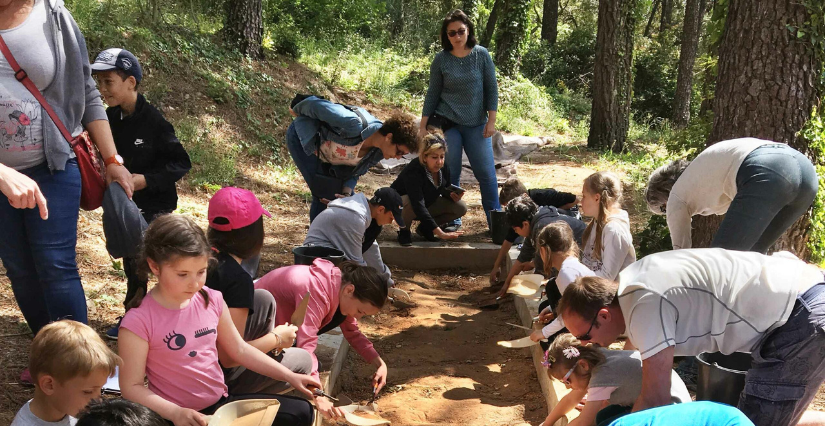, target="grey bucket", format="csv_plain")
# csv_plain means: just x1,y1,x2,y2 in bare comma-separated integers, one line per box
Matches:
490,210,509,245
292,246,346,266
696,352,752,407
